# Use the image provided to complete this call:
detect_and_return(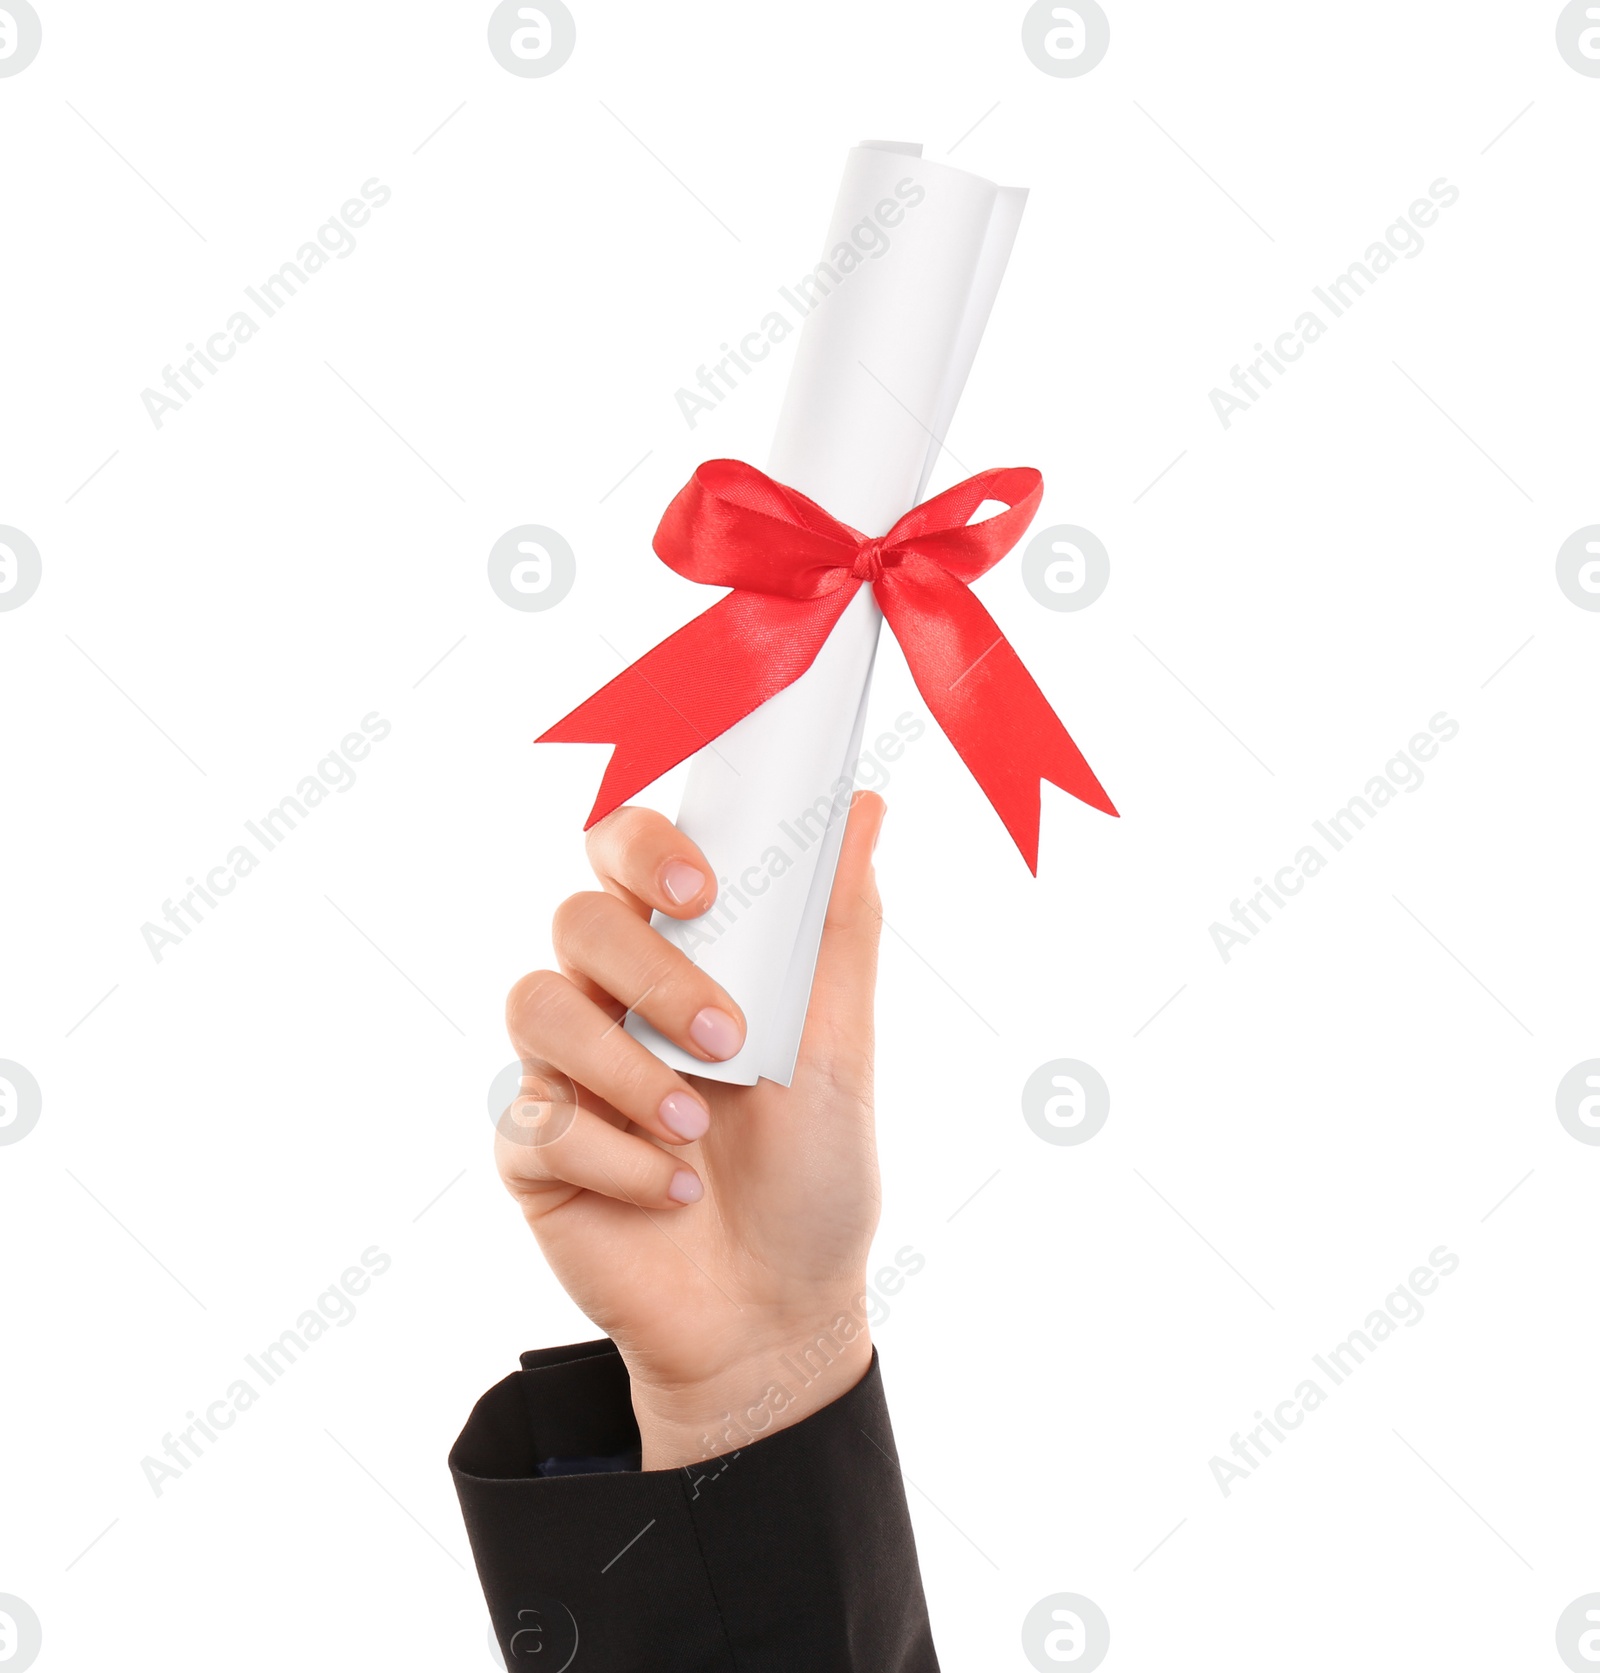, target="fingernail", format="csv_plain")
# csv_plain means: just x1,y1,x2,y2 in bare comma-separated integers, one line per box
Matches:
661,861,707,906
659,1092,710,1141
873,803,887,855
668,1169,703,1205
689,1007,743,1060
